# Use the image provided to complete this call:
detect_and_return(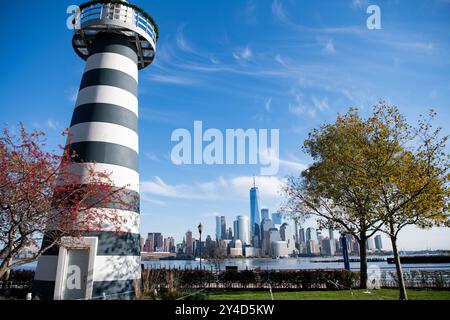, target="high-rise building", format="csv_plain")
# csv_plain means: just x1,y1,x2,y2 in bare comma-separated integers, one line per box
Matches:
154,232,163,251
268,228,281,243
233,220,239,240
216,216,222,241
329,229,334,240
261,208,270,220
220,216,227,240
185,230,193,256
306,240,320,255
366,237,375,251
205,235,212,257
163,237,175,253
316,230,323,246
237,215,250,245
280,223,296,255
261,218,273,256
250,178,261,247
230,240,243,257
322,238,335,256
33,0,158,300
299,228,306,243
271,241,289,258
306,227,316,241
227,227,233,240
143,233,155,252
272,212,282,225
375,235,383,250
